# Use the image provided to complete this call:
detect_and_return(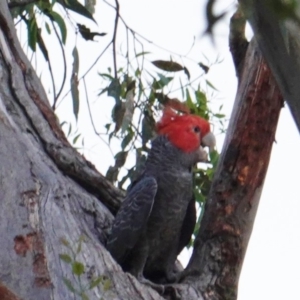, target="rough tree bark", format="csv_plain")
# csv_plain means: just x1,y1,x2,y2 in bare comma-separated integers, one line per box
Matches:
0,2,283,300
240,0,300,133
178,39,283,299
